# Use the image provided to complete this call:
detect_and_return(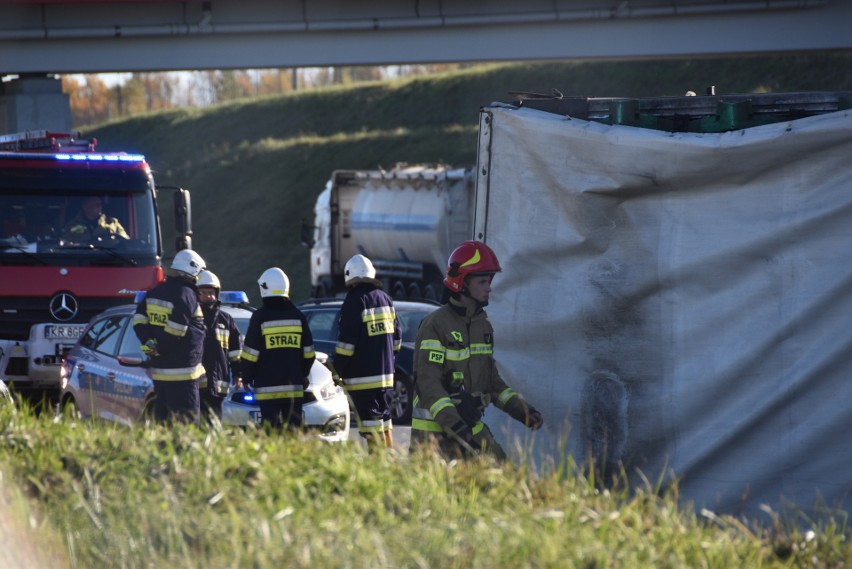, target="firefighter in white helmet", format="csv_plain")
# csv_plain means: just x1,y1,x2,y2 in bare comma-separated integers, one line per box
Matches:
197,270,243,422
332,254,401,450
240,267,315,430
133,248,207,424
410,241,543,459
